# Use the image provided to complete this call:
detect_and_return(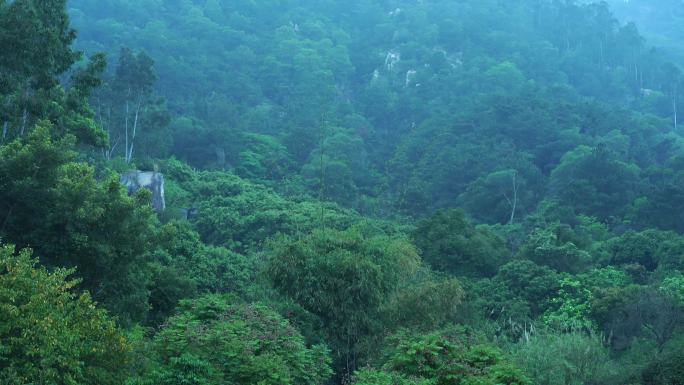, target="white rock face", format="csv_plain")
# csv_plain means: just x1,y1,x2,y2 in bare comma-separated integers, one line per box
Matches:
120,171,166,212
385,51,401,71
405,69,417,87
